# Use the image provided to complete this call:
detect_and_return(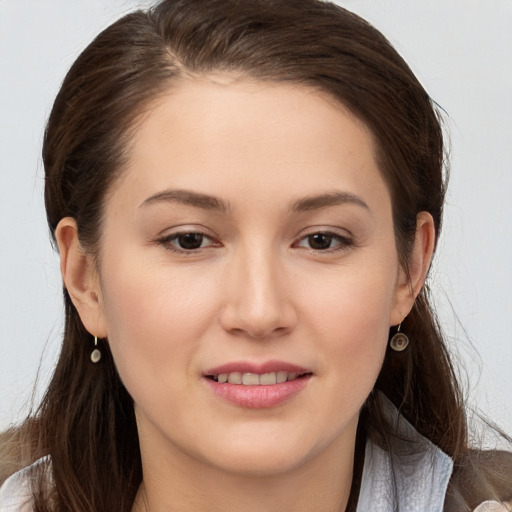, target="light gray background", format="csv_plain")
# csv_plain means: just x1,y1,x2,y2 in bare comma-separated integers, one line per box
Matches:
1,1,511,435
